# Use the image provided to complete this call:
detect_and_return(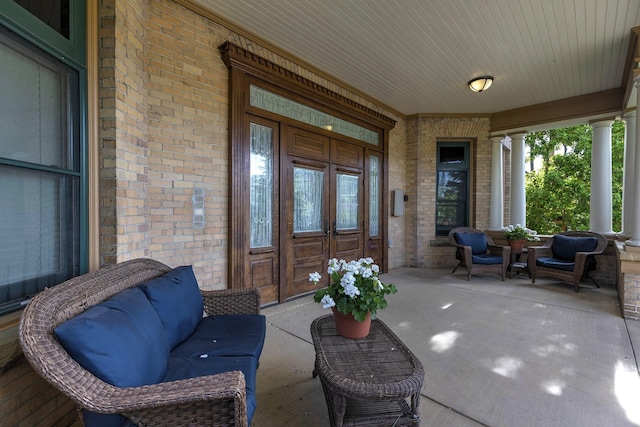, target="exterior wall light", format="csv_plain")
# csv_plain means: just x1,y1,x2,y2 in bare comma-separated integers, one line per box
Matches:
468,76,494,92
